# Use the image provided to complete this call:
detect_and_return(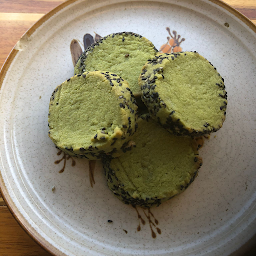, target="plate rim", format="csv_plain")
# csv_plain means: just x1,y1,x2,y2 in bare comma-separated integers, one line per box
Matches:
0,0,256,255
